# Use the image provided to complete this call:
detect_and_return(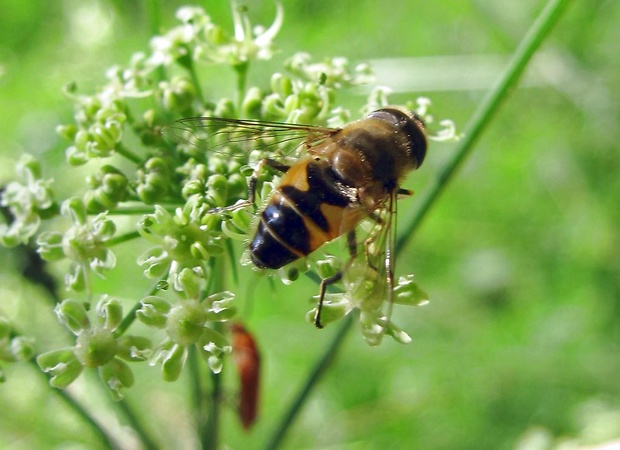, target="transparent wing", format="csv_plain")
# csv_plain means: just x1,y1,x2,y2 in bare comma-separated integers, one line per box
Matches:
163,116,340,159
343,191,399,345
